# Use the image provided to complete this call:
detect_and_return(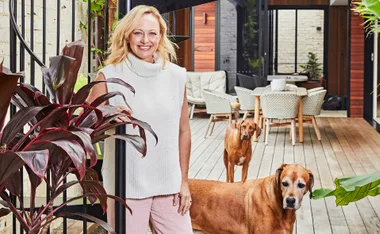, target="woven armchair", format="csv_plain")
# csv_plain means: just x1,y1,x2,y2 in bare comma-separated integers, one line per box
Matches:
261,92,300,145
186,71,226,119
202,89,240,137
302,89,327,140
234,86,257,120
307,87,324,94
237,73,256,90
